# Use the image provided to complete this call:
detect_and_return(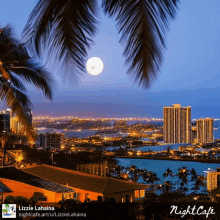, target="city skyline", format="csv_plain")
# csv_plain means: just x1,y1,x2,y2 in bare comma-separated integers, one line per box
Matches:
0,1,220,118
163,104,191,144
197,117,214,143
